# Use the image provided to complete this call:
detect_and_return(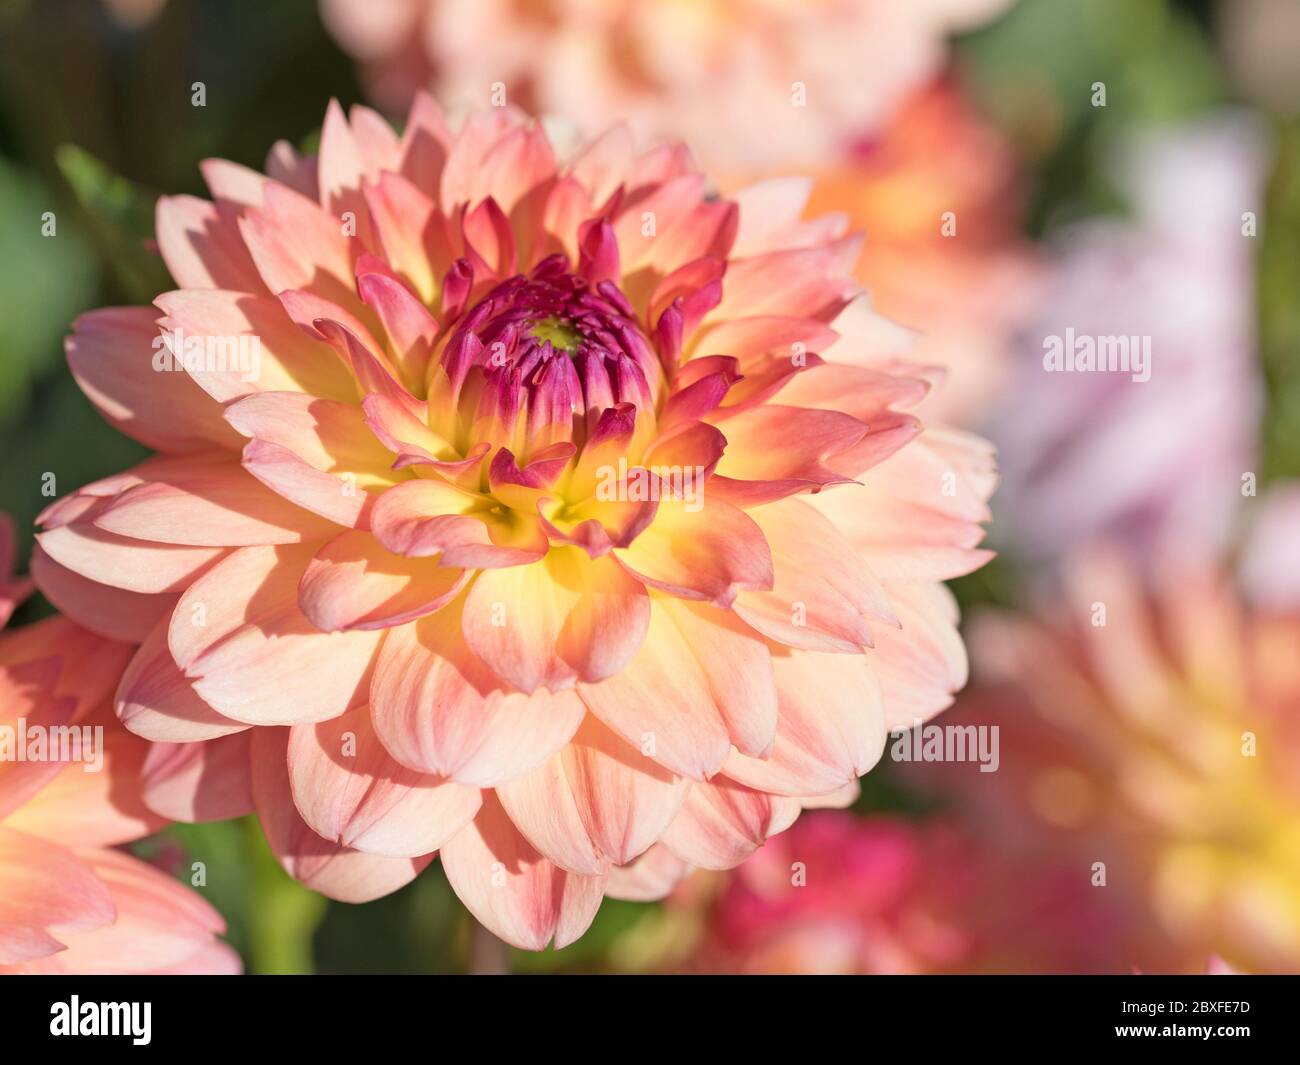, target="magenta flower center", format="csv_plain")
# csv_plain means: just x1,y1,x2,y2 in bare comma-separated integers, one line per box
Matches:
440,254,660,437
